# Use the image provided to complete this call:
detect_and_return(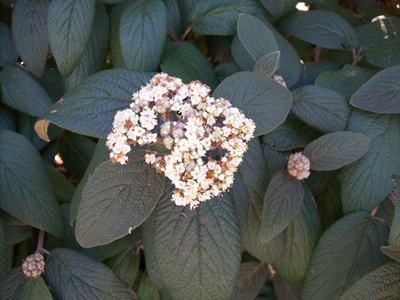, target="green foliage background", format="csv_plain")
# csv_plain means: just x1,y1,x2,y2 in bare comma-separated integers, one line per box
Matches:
1,0,400,299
